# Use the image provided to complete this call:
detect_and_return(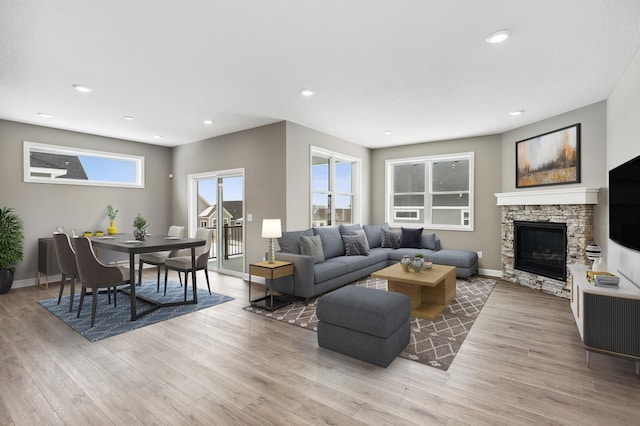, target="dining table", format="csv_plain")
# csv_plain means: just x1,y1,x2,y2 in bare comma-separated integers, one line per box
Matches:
90,233,206,320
